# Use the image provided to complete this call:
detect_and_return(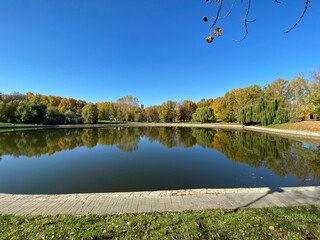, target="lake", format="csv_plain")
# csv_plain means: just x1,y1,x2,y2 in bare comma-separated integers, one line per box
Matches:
0,127,319,194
